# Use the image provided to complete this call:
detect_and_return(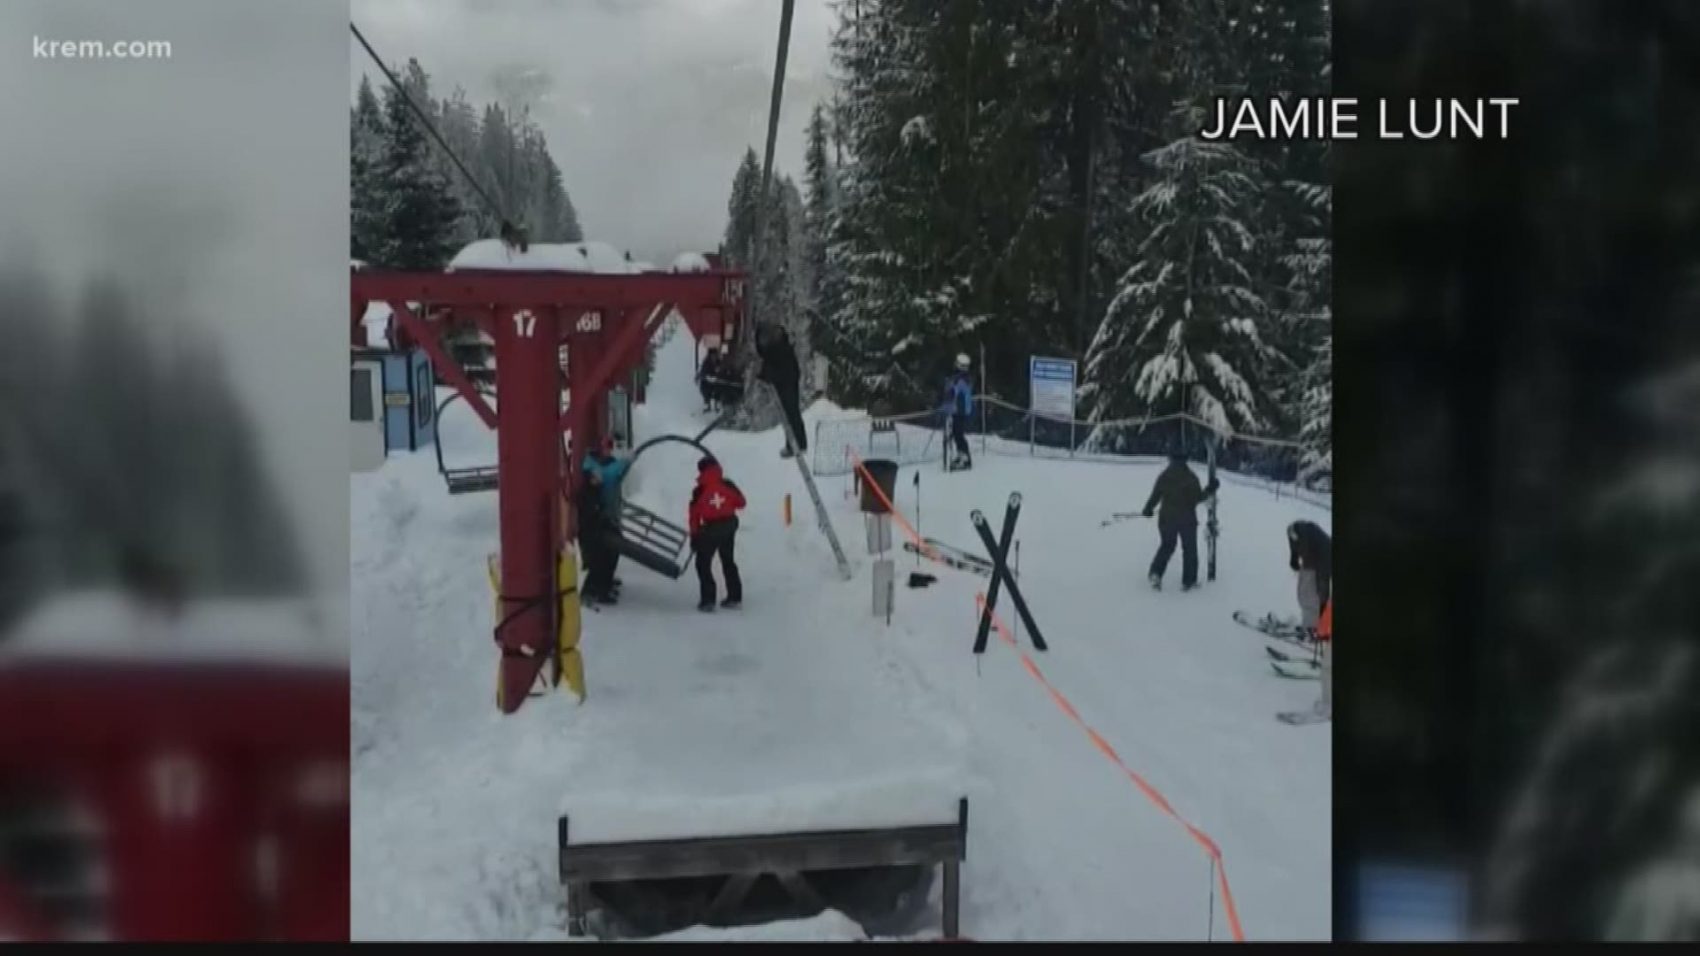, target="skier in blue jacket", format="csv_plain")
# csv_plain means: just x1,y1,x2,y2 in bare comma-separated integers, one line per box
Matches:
941,354,974,471
579,435,631,604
